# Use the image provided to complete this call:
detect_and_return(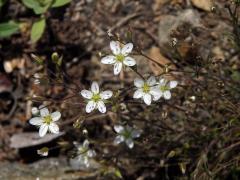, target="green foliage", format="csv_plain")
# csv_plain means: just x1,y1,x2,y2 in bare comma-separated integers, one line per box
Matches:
0,21,19,38
52,0,71,8
21,0,71,14
31,18,46,43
